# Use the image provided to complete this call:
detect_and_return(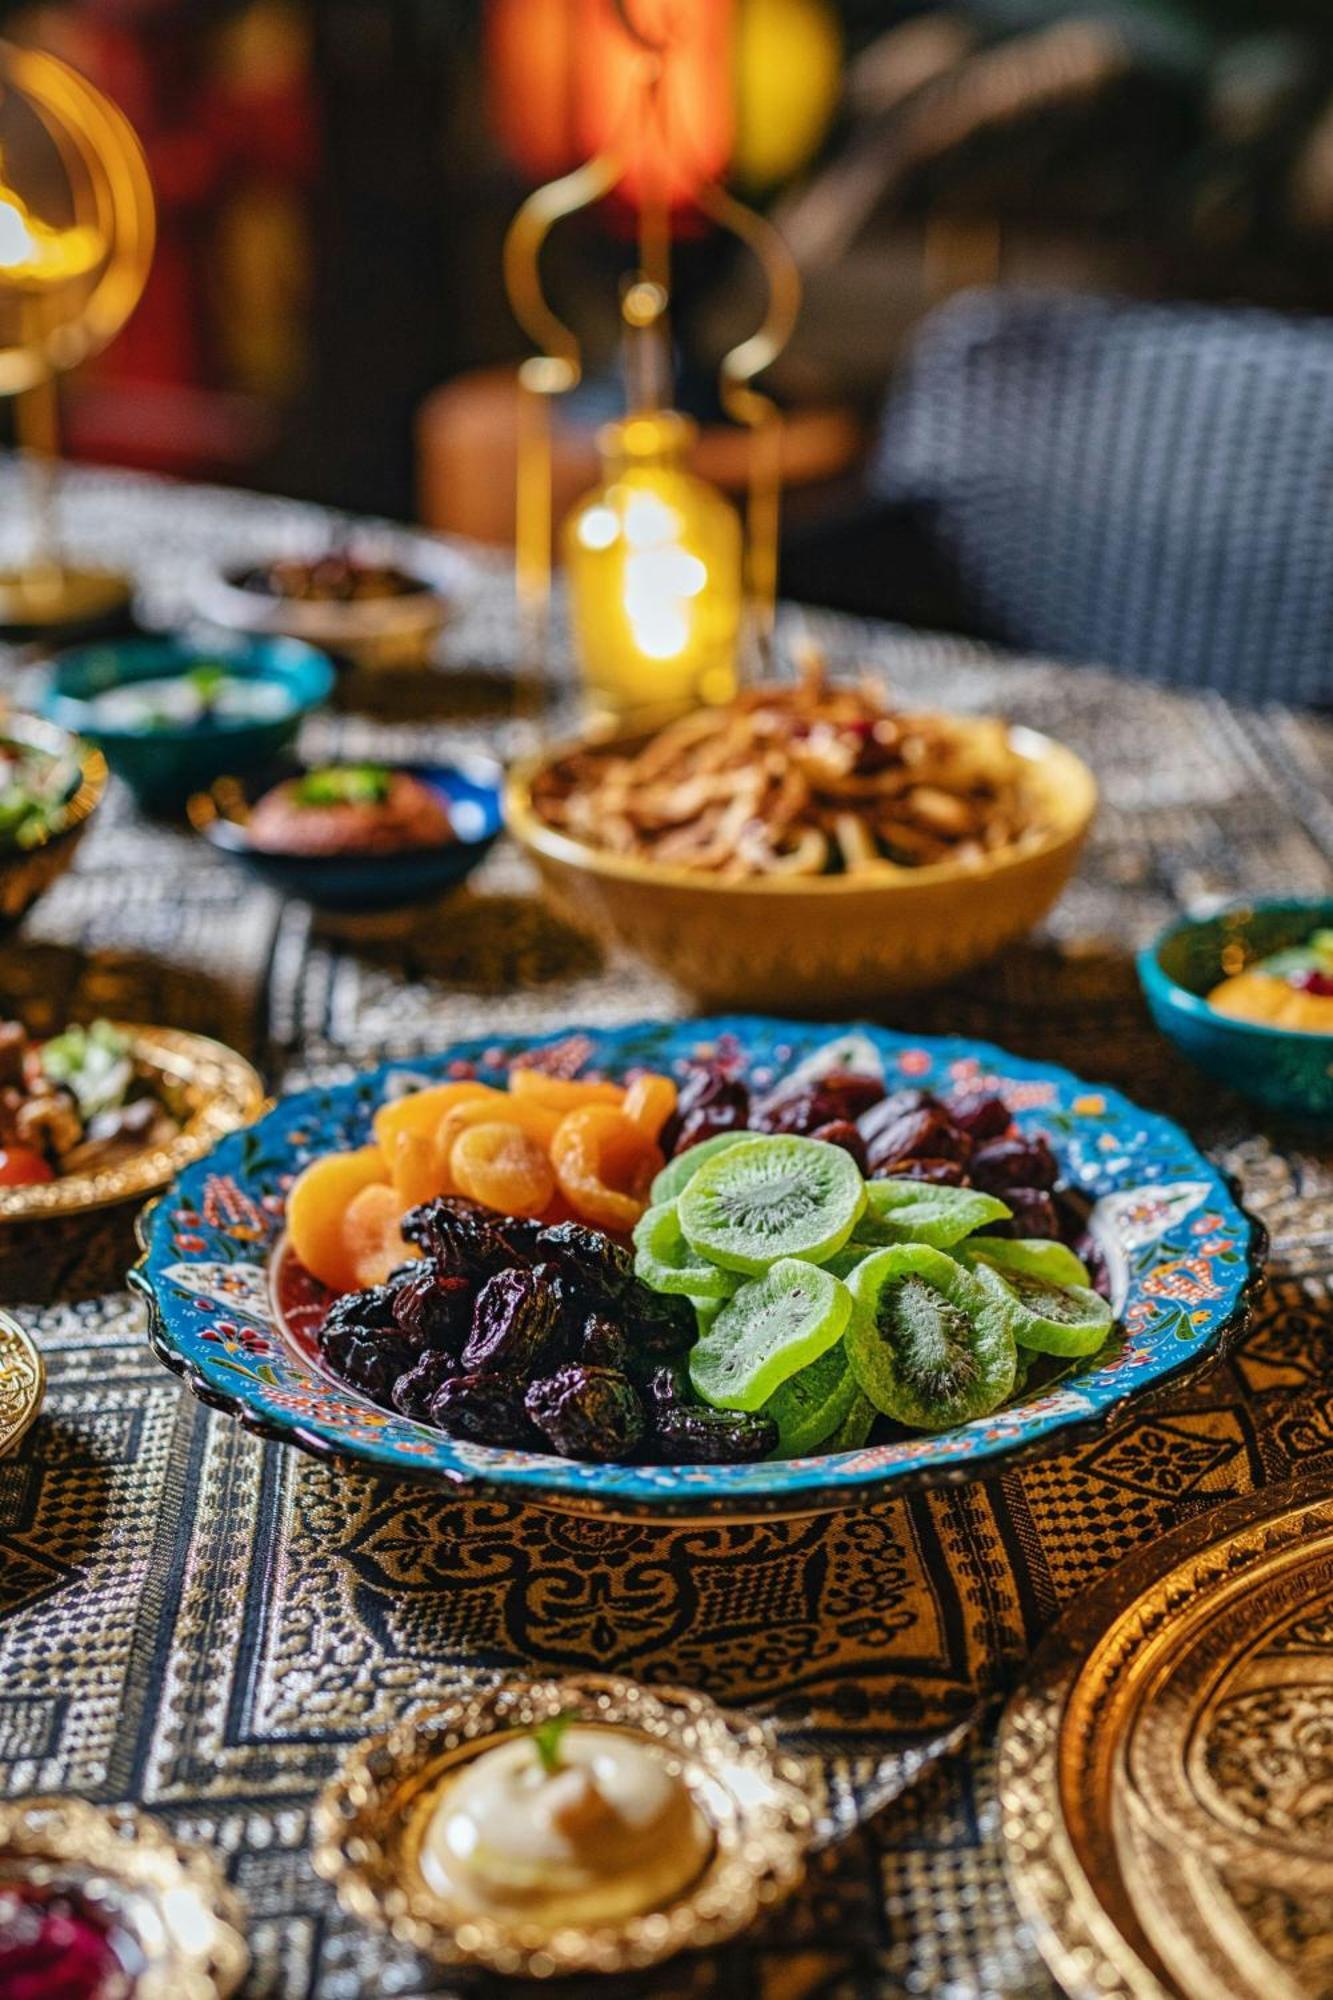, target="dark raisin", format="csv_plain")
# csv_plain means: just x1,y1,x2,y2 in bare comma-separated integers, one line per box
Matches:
490,1215,545,1265
525,1366,646,1461
875,1154,968,1186
970,1134,1058,1193
863,1106,972,1175
461,1267,563,1375
633,1286,697,1358
318,1320,415,1406
646,1403,778,1464
401,1197,511,1279
391,1266,474,1354
948,1092,1011,1141
392,1349,457,1419
535,1223,636,1308
644,1363,686,1420
979,1188,1061,1239
809,1119,869,1171
321,1283,401,1336
581,1314,629,1371
429,1371,536,1446
751,1070,884,1136
527,1260,582,1350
